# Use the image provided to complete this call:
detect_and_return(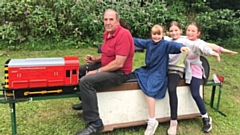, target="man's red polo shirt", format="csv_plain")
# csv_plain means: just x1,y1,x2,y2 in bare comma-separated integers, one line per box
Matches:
101,25,134,74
